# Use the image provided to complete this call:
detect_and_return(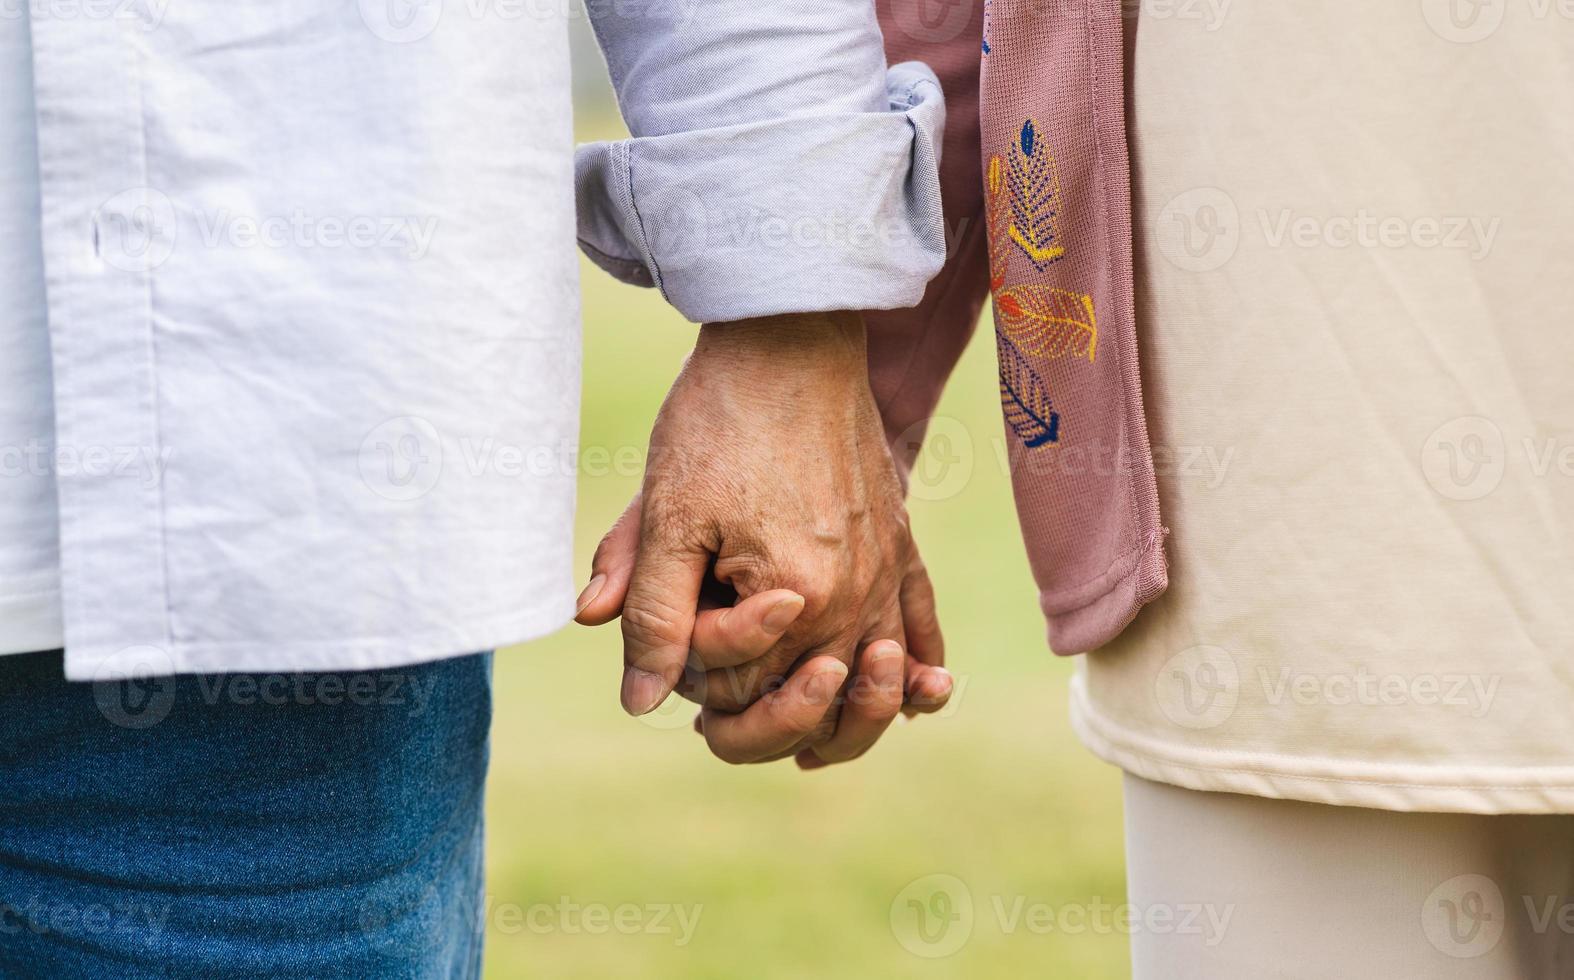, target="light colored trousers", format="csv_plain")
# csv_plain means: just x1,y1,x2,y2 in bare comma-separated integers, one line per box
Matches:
1125,775,1574,978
